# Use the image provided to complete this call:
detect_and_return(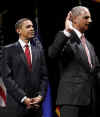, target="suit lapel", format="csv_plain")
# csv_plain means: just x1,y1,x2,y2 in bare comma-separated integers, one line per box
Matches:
31,45,35,70
78,42,91,70
31,44,39,71
16,42,39,71
85,40,96,69
70,31,91,70
16,42,28,68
